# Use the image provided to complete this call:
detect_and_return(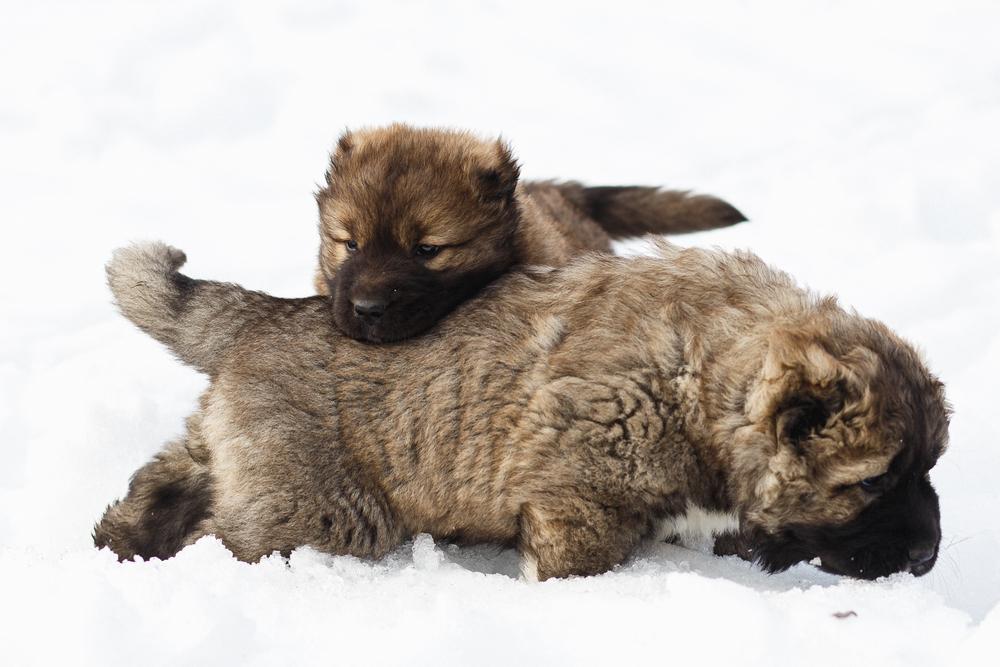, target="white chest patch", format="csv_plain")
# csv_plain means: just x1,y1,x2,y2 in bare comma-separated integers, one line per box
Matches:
520,553,539,583
655,503,740,549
